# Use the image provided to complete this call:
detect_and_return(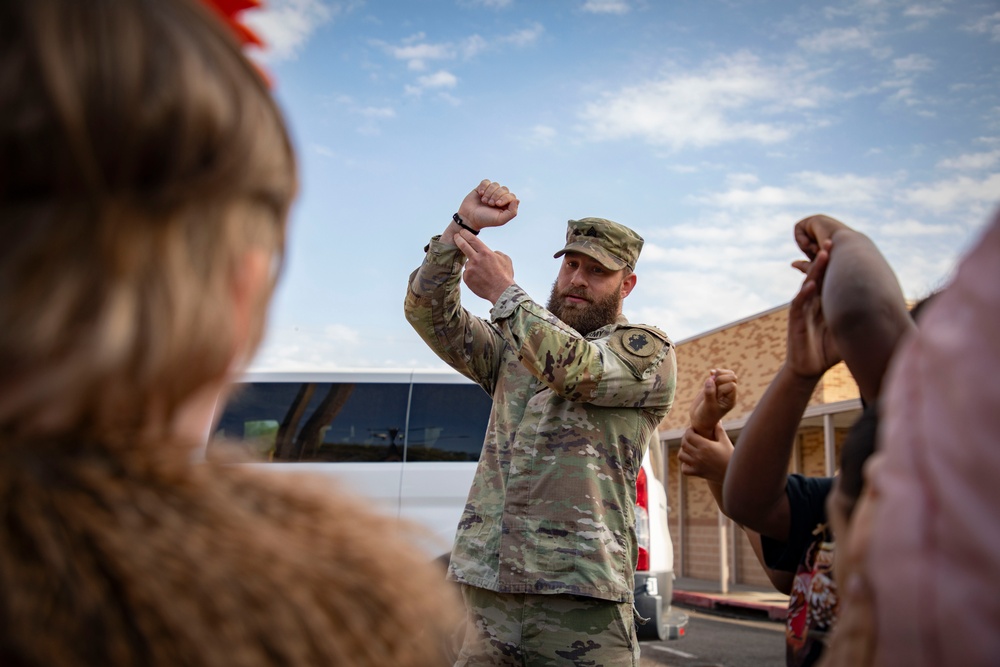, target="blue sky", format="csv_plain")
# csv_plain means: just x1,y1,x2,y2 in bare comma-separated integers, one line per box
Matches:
243,0,1000,371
